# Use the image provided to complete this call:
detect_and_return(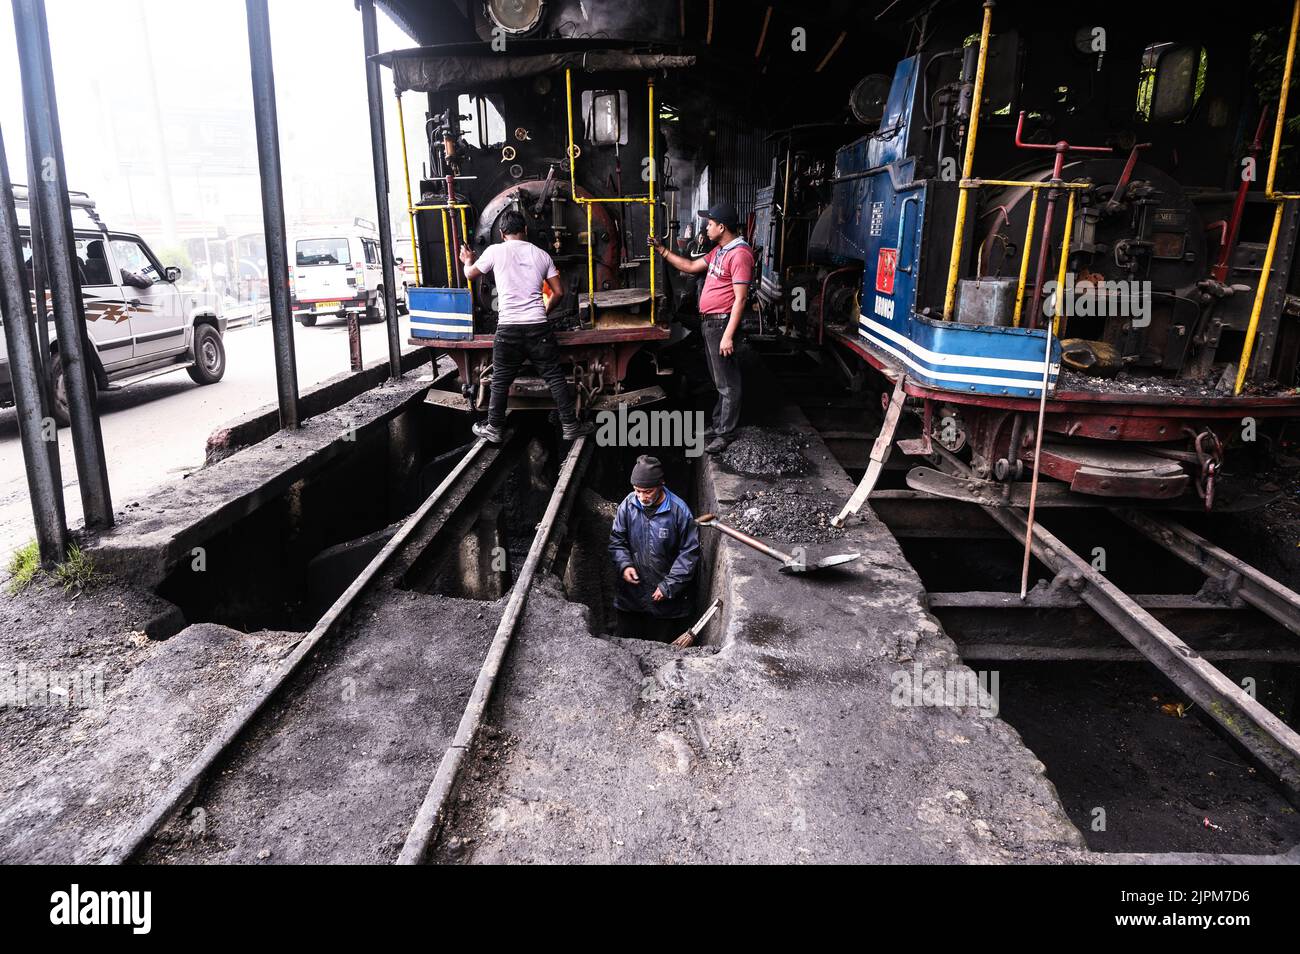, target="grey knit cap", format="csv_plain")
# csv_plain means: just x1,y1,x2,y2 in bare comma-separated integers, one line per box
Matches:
630,455,665,486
